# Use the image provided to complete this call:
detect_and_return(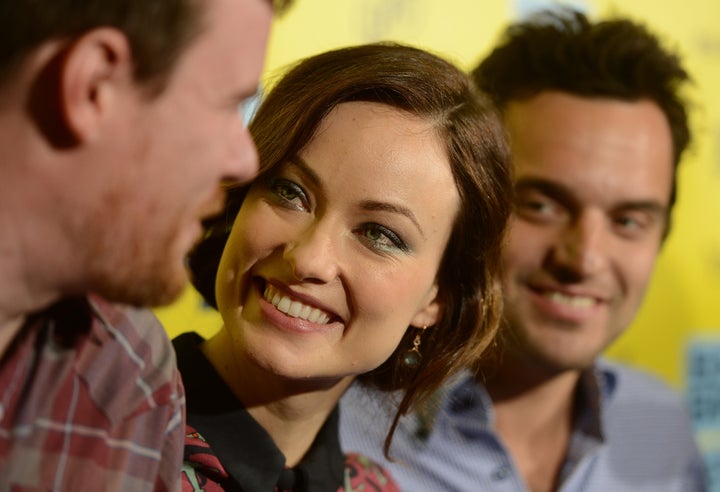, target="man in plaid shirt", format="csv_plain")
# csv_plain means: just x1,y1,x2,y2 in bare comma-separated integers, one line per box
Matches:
0,0,293,489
